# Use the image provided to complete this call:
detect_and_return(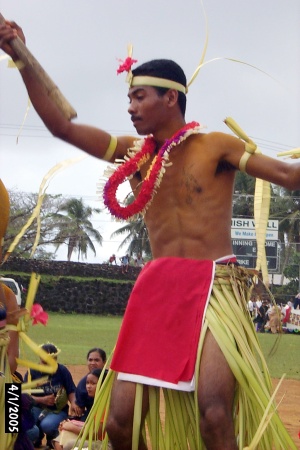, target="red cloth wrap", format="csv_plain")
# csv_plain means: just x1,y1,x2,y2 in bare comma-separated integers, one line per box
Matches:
111,257,214,384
